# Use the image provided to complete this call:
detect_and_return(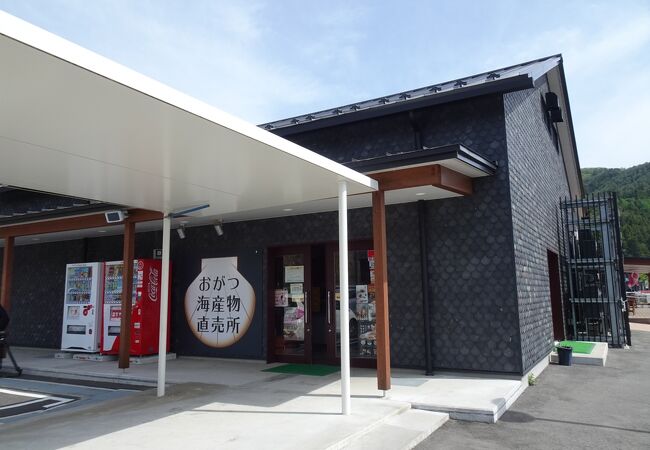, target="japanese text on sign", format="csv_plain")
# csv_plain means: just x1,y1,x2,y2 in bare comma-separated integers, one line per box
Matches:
184,258,255,348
